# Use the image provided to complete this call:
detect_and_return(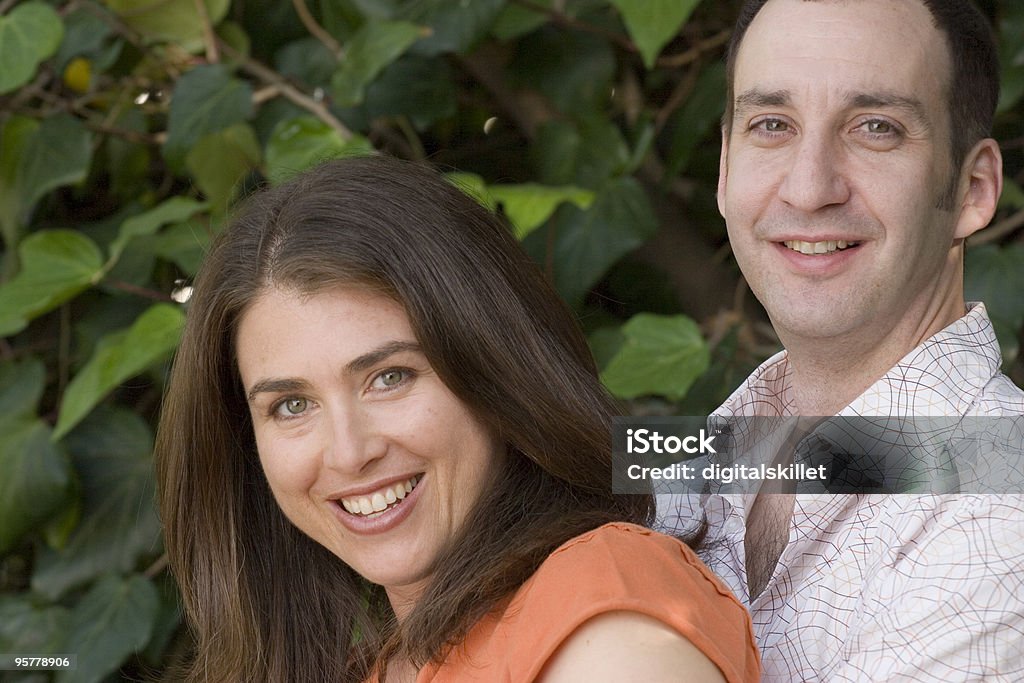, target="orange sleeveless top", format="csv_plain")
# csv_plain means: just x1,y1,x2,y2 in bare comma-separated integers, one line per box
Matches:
409,523,760,682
